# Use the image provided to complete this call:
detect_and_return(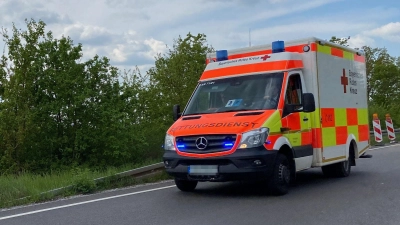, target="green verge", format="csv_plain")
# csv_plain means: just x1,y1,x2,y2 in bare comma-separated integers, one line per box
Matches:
0,160,172,209
369,134,397,146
